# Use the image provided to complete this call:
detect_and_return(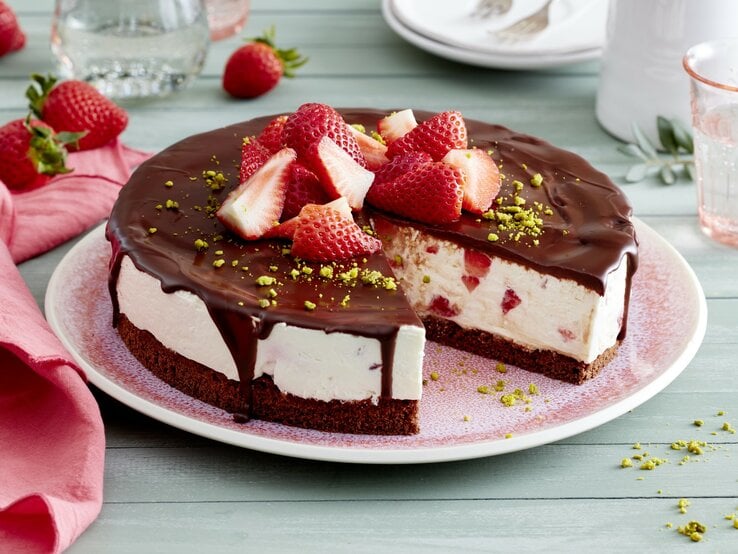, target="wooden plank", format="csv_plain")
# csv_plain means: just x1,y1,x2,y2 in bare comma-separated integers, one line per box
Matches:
69,498,738,553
